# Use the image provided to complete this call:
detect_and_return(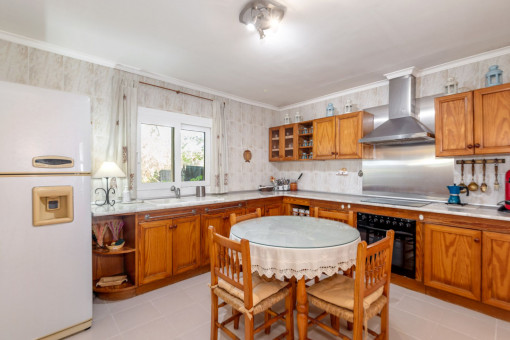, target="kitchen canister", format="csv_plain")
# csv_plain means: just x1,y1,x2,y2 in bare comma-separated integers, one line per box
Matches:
196,186,206,197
